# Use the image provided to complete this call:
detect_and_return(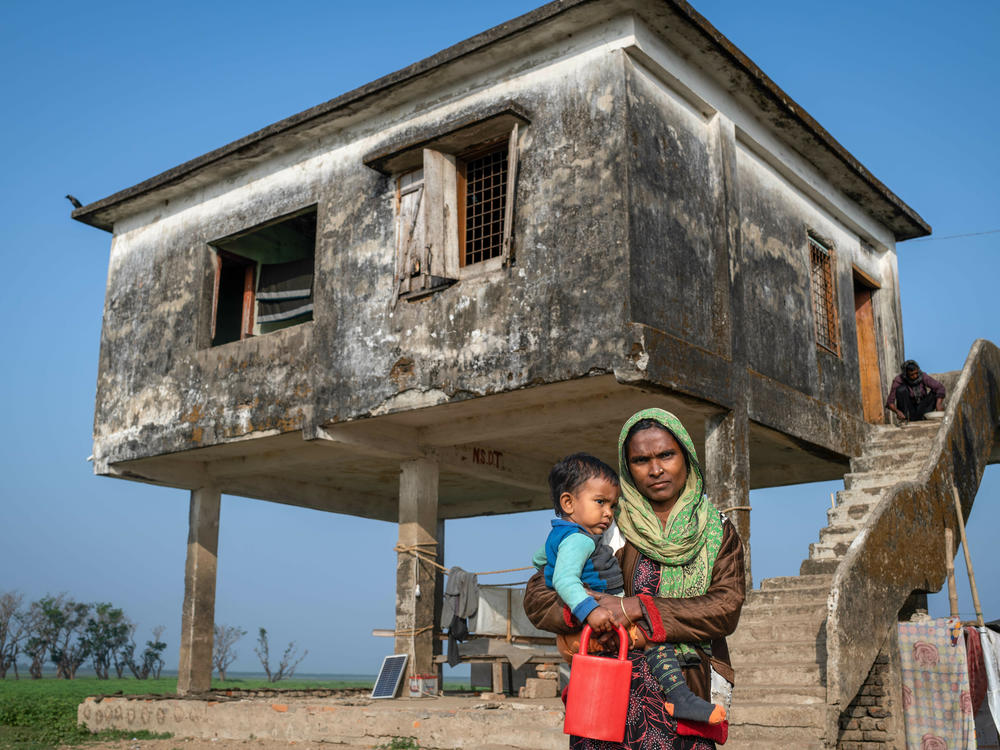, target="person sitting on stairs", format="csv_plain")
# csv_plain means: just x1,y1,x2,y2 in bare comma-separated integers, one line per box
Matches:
885,359,946,423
